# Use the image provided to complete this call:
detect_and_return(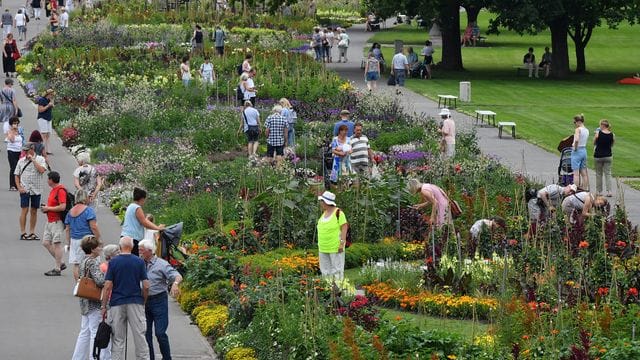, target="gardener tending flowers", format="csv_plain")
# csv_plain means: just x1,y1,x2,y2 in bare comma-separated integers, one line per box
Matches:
316,191,348,280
